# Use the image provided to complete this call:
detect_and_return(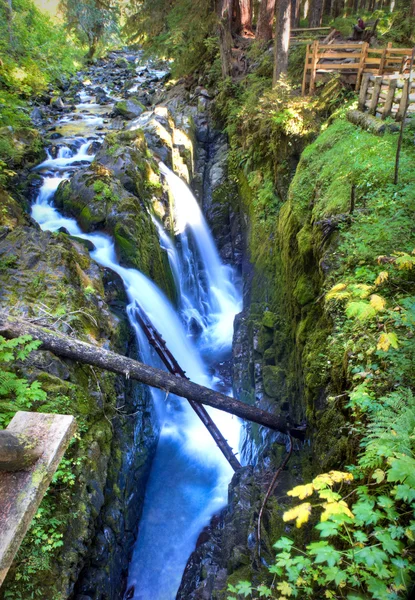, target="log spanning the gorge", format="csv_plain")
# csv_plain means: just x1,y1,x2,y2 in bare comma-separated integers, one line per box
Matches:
131,303,241,471
0,315,305,439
